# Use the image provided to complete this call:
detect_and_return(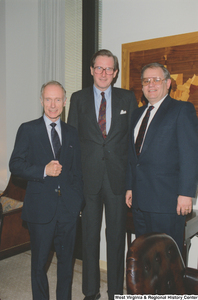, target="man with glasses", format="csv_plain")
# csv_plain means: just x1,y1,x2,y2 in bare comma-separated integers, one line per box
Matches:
126,62,198,253
68,49,137,300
